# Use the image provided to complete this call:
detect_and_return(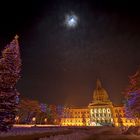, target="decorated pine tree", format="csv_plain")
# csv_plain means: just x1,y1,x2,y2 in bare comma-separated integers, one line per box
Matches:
0,35,21,132
125,70,140,118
